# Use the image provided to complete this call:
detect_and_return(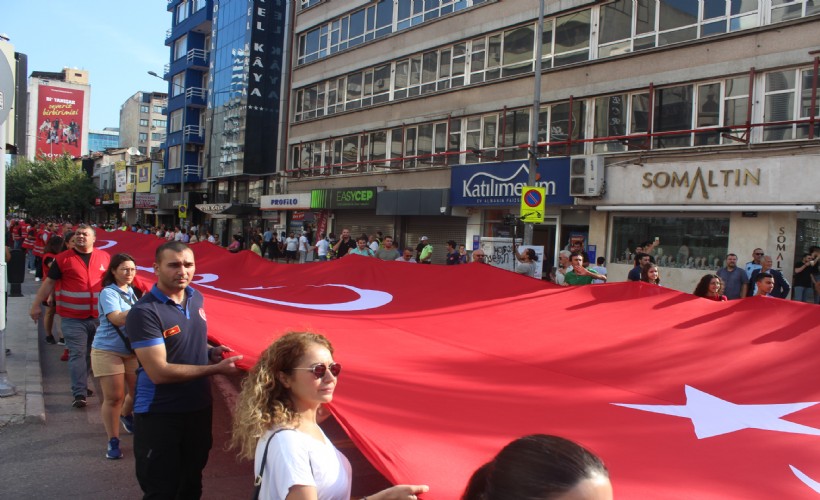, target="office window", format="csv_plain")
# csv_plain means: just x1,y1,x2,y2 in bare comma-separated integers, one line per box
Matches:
169,109,183,132
140,105,150,113
153,105,164,114
139,119,149,127
168,145,182,169
153,119,166,128
502,109,530,160
653,85,694,148
176,1,188,23
172,73,185,97
151,133,163,141
193,0,207,12
553,10,590,66
763,67,820,141
139,133,148,143
174,36,187,61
